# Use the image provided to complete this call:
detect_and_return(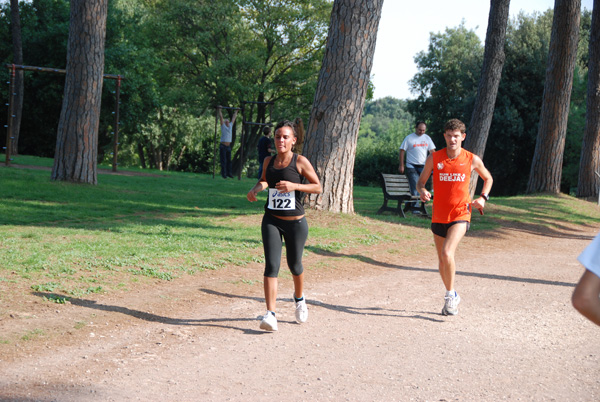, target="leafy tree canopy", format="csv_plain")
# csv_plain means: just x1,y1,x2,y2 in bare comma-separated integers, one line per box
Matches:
407,10,591,196
354,97,414,185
